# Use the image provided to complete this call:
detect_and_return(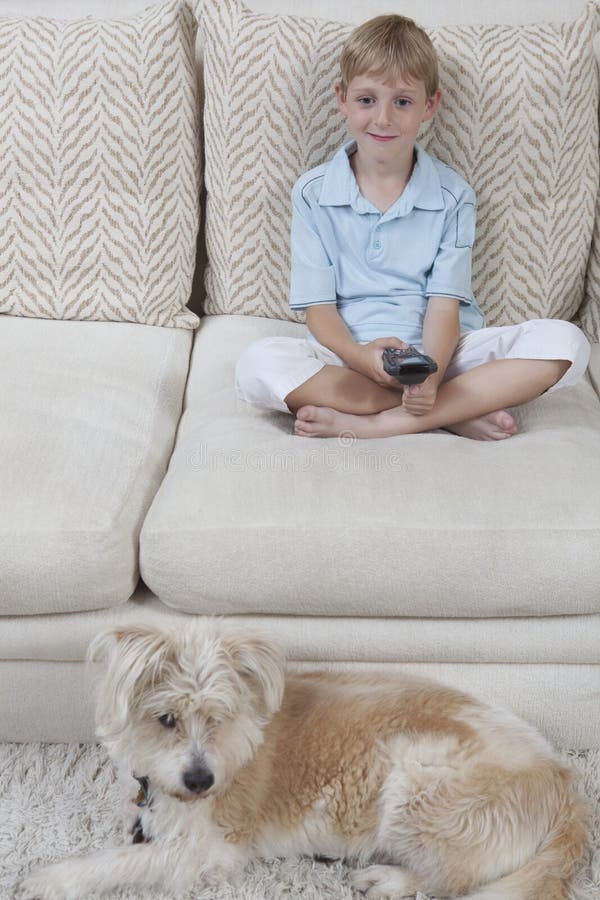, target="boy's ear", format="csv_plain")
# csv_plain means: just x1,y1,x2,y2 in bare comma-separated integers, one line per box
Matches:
422,89,442,122
335,82,347,115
